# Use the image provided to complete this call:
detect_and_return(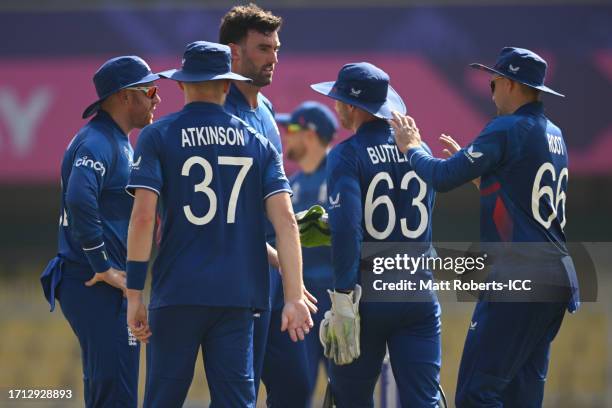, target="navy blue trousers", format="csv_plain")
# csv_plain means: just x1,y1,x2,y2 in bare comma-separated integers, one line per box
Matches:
261,284,331,407
455,301,566,408
58,277,139,408
330,300,442,407
144,306,255,408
